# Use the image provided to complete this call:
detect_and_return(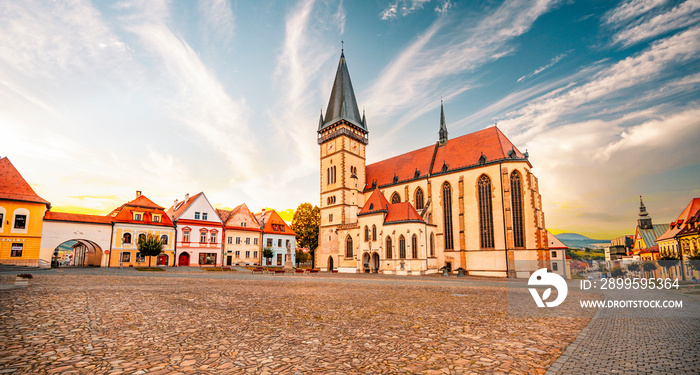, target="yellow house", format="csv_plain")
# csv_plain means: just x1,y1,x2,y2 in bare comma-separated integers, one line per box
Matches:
0,157,51,267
